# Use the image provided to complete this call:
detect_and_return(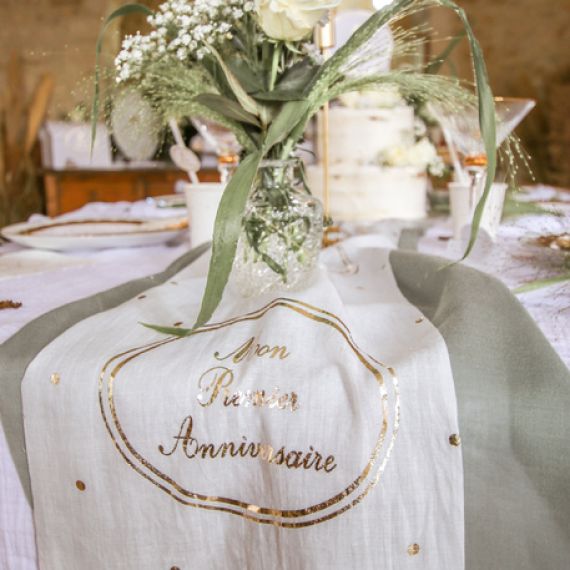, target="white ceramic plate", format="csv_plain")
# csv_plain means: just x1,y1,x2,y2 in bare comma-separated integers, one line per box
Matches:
1,217,188,251
146,194,187,209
